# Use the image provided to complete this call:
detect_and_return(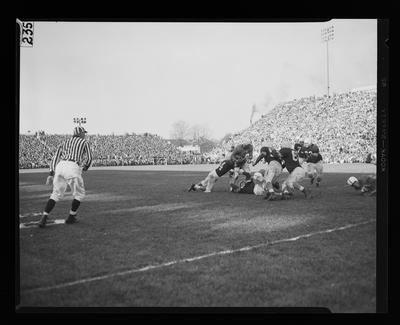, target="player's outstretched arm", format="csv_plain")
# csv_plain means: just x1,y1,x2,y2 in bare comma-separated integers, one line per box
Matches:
253,154,264,166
